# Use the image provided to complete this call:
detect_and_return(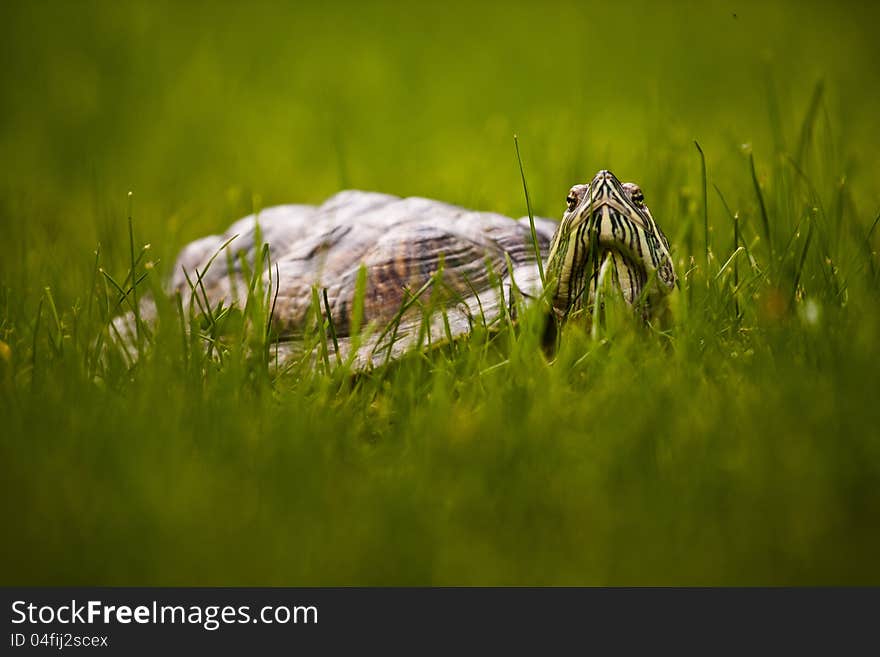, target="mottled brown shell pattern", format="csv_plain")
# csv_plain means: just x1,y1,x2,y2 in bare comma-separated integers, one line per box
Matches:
172,190,557,342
